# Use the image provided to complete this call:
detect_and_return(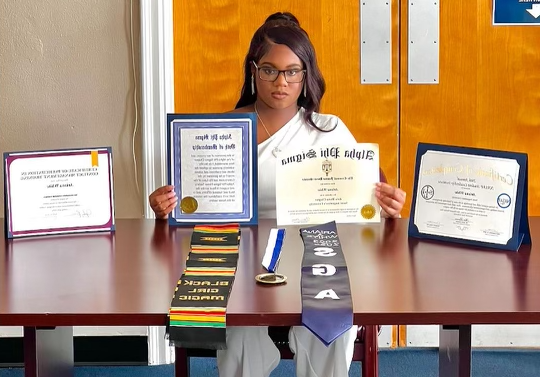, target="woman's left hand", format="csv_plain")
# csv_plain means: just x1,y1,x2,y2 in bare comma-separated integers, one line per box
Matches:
375,182,406,218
